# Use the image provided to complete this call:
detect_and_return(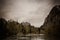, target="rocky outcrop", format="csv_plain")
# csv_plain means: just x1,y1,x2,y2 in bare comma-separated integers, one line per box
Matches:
40,5,60,40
